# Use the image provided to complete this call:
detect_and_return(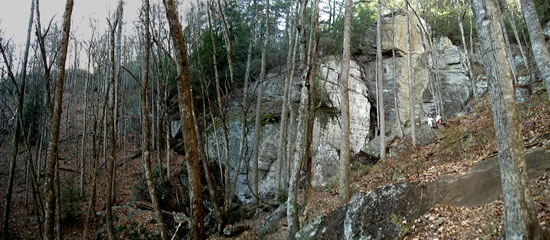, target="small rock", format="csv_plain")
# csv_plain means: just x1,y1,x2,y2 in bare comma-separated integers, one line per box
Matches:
223,225,250,237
